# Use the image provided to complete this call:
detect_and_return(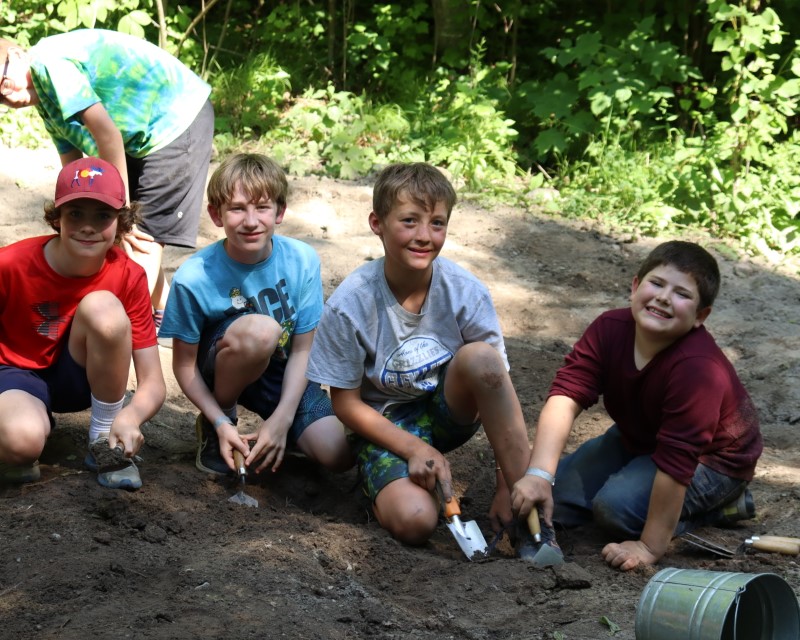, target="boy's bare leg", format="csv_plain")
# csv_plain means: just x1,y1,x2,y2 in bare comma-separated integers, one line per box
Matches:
444,342,531,528
68,291,131,403
374,477,440,545
0,391,50,464
212,314,282,409
126,238,167,310
296,415,354,472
